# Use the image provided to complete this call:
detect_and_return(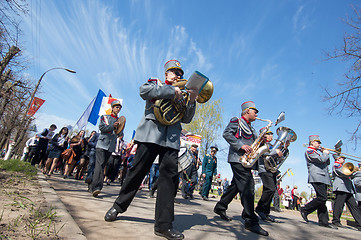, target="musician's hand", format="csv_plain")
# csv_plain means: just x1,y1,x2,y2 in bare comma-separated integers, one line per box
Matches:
187,89,199,103
202,173,206,178
174,87,182,100
323,149,330,155
241,145,252,154
113,121,119,128
276,149,283,157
